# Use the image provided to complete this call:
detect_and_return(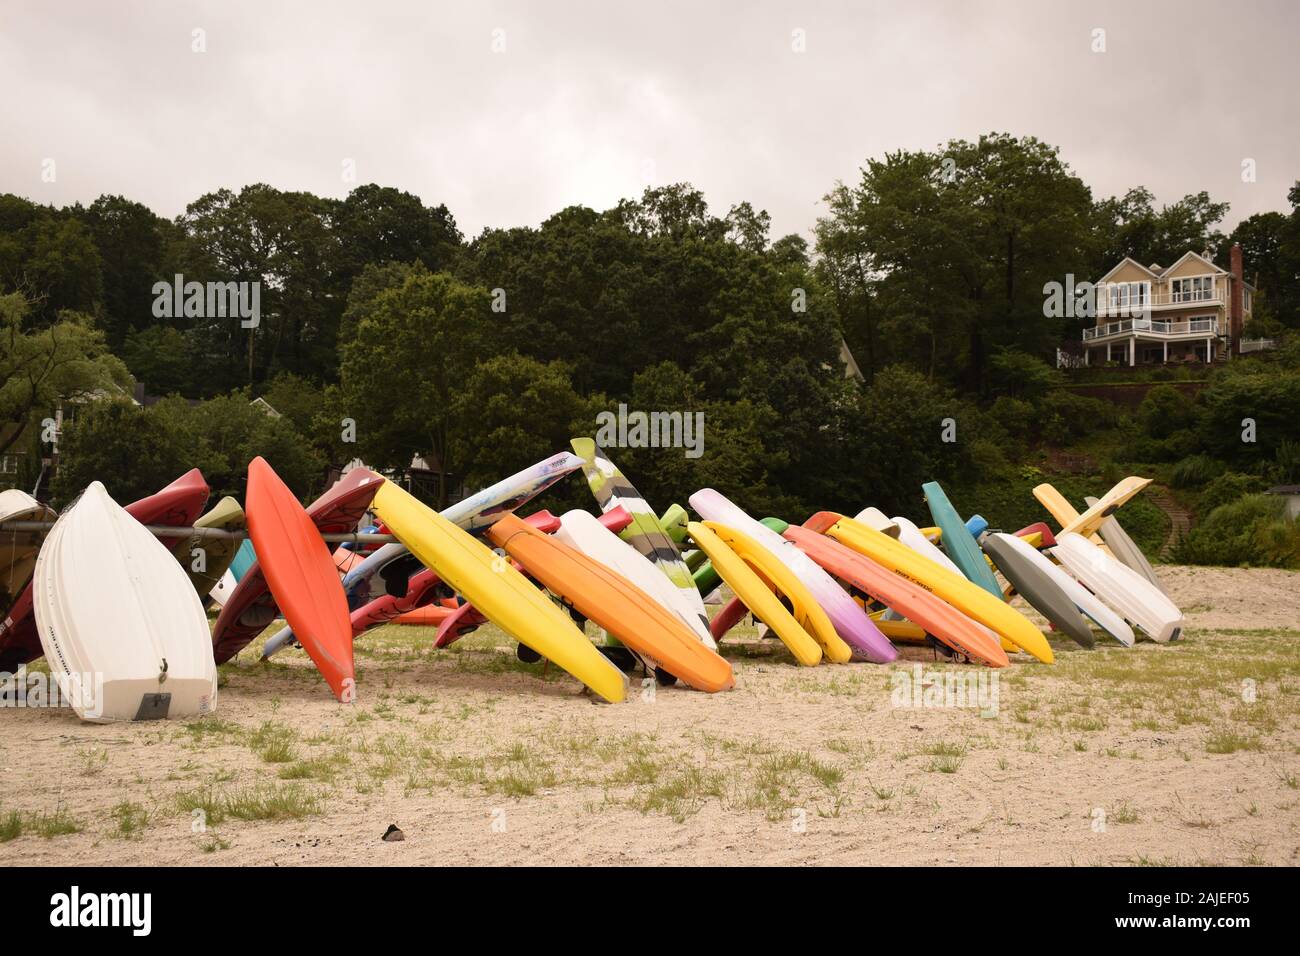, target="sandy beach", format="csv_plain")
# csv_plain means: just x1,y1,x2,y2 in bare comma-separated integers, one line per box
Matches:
1,564,1297,866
